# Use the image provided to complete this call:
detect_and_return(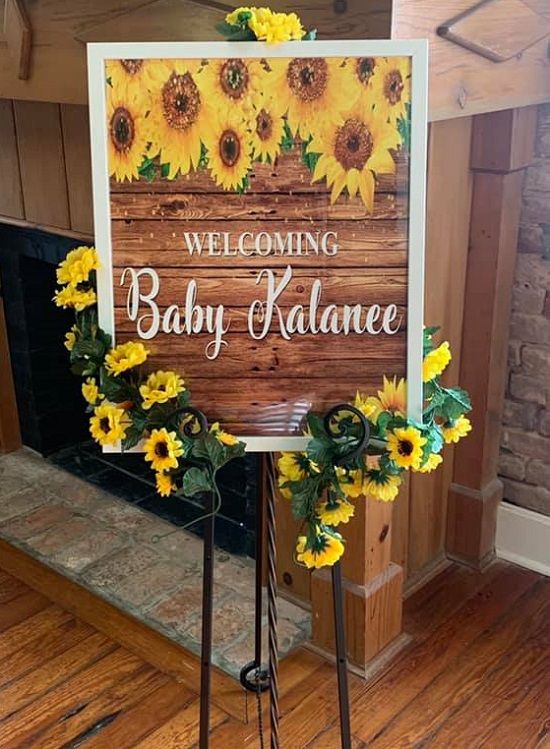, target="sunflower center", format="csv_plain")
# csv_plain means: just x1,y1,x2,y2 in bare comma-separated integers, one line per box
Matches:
384,69,404,105
287,58,327,102
120,59,143,75
256,109,273,141
219,59,249,99
219,129,241,167
155,441,169,458
110,107,135,154
162,72,201,130
398,439,413,457
356,57,375,85
334,118,373,171
99,417,111,434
